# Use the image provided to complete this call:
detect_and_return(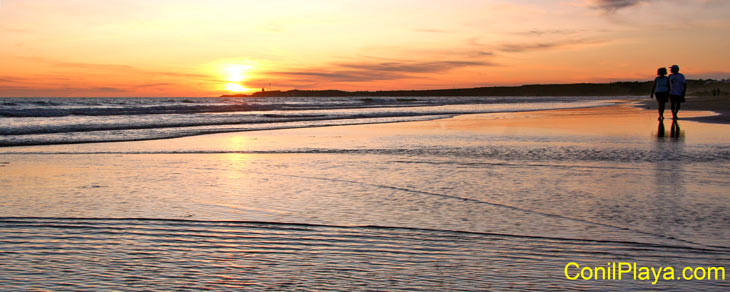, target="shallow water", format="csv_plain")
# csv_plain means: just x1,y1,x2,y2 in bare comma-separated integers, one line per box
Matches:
1,105,729,290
